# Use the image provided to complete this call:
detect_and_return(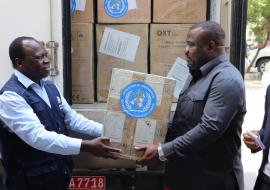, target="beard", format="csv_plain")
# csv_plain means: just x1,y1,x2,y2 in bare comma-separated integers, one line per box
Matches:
187,62,202,80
